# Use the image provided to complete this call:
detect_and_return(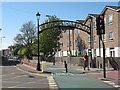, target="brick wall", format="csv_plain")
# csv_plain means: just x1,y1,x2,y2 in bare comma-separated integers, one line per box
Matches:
54,57,84,66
